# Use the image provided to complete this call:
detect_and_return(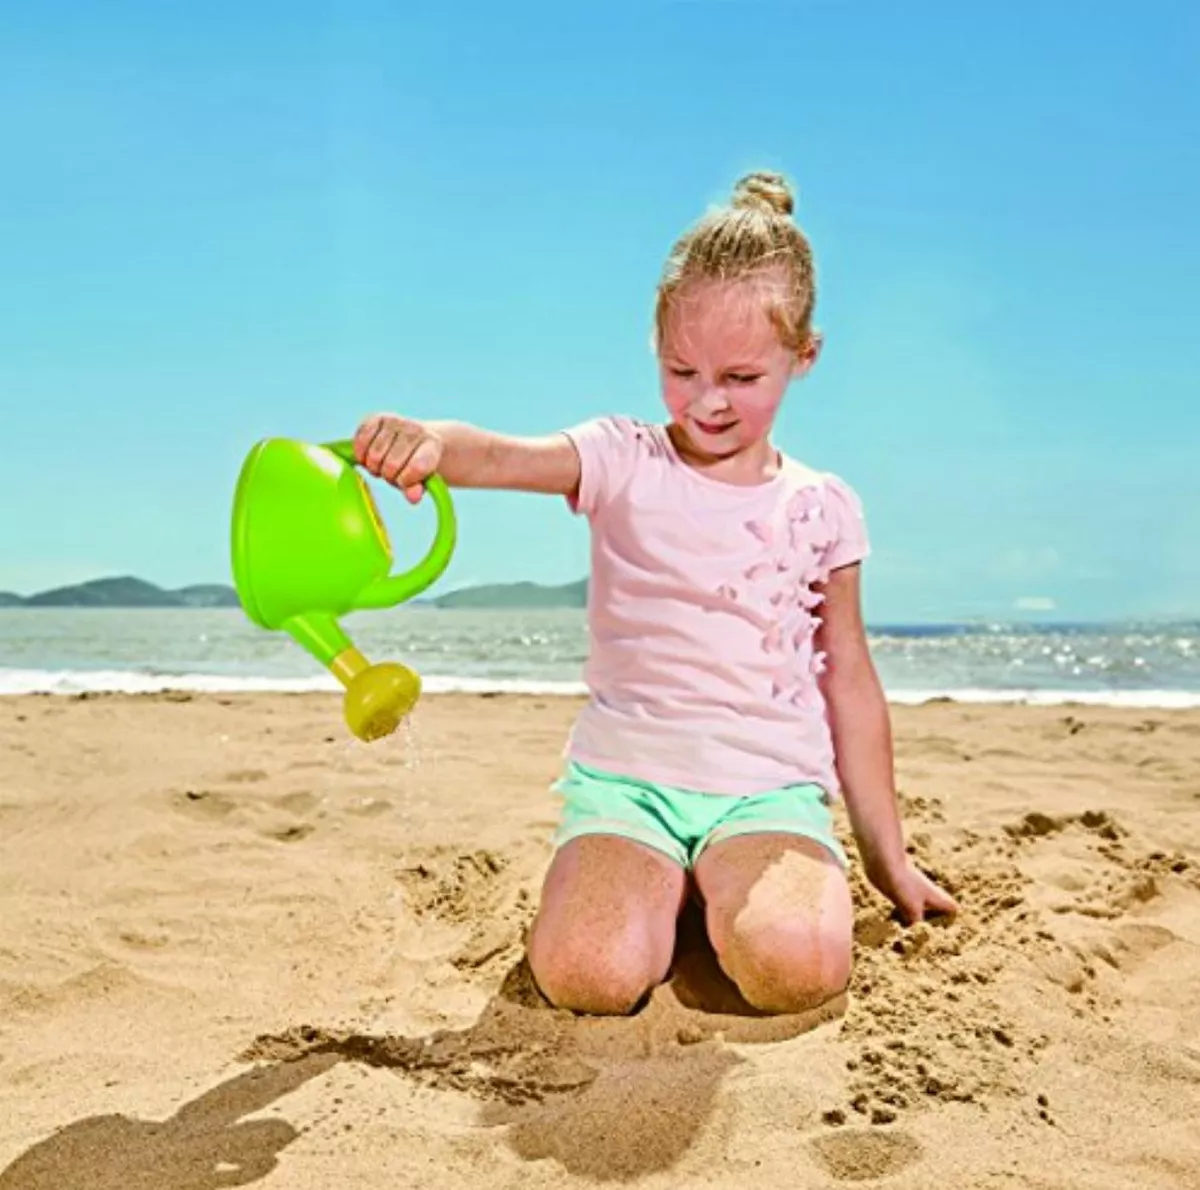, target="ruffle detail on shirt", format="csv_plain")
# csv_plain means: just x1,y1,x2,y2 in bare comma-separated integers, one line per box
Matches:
726,480,847,706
